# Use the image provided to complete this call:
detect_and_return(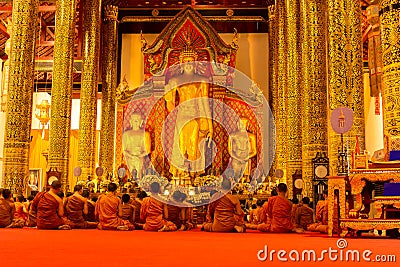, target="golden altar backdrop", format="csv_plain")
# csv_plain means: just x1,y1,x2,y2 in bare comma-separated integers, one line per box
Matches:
117,6,270,188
